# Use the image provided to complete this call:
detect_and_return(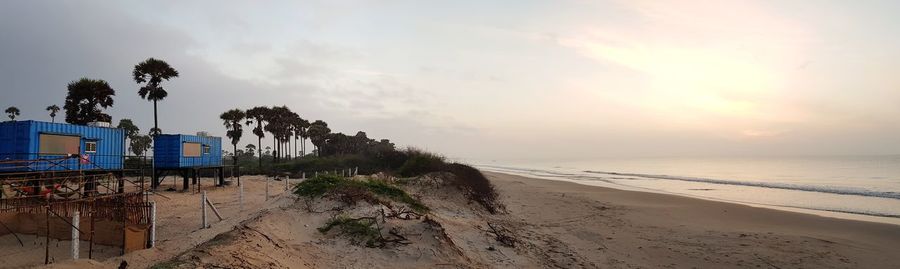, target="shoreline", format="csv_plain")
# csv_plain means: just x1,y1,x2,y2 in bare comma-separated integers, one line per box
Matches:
480,166,900,226
484,171,900,268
